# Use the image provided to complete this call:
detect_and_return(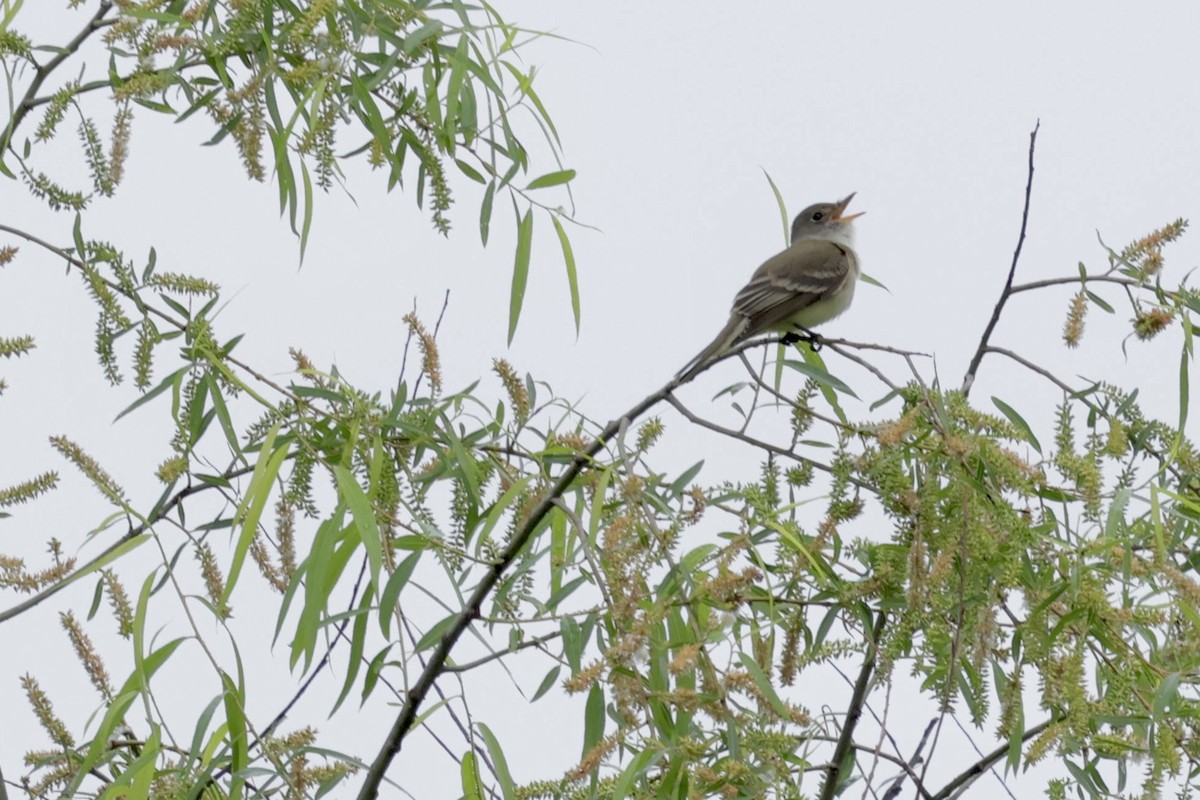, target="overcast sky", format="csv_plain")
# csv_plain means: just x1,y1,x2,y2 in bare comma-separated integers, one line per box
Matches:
2,2,1199,796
